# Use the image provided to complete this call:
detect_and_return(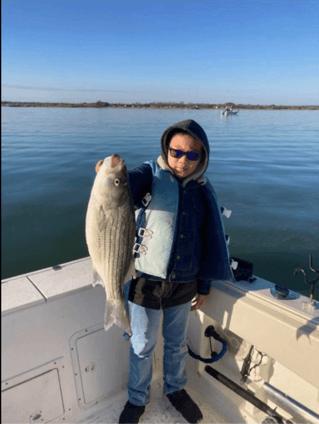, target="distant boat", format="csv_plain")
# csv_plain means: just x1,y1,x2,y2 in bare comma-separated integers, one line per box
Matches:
222,107,239,116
